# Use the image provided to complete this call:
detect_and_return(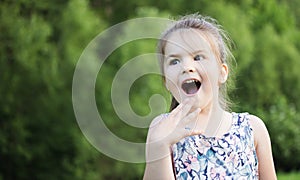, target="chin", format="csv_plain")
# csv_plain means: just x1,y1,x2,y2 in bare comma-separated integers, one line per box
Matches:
181,93,202,103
